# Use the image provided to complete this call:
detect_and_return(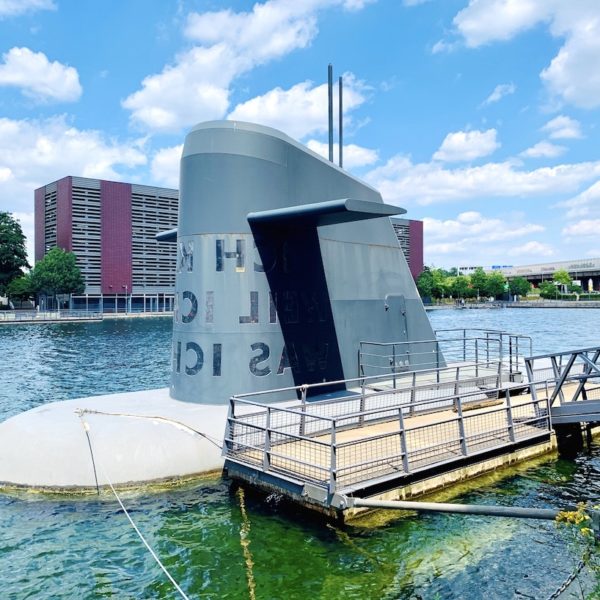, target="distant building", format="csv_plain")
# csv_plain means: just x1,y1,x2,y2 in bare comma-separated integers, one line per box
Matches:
34,176,178,312
390,217,423,279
